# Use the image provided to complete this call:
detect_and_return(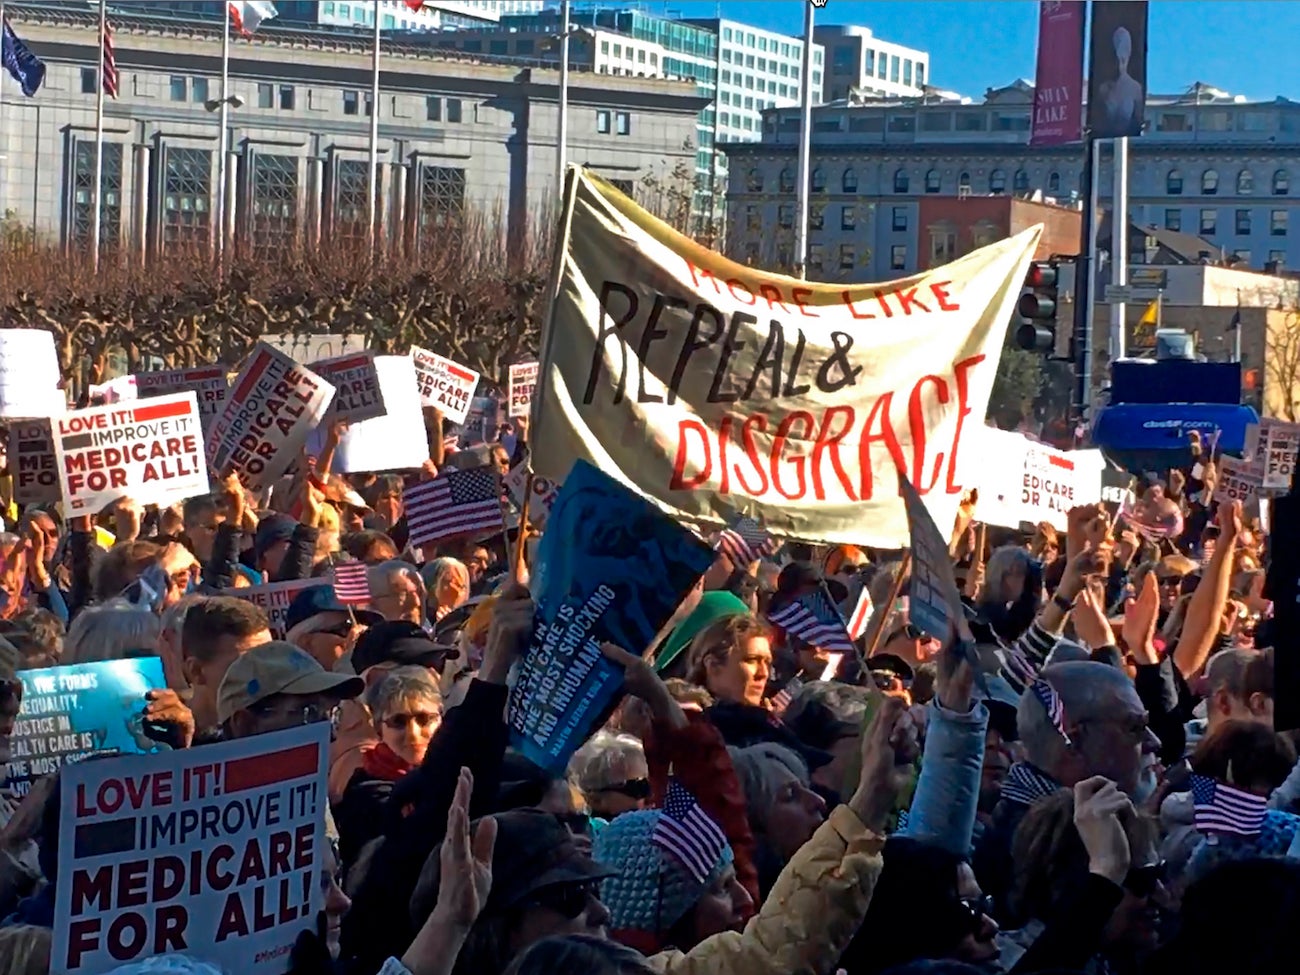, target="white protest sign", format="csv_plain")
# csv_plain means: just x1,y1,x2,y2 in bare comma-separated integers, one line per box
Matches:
508,362,538,418
0,329,63,418
970,427,1103,531
52,724,329,975
135,366,230,437
331,356,430,473
88,375,138,404
52,393,208,514
410,347,478,424
8,419,60,505
1217,456,1262,505
310,351,387,425
1261,419,1300,491
220,579,317,638
207,343,335,493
